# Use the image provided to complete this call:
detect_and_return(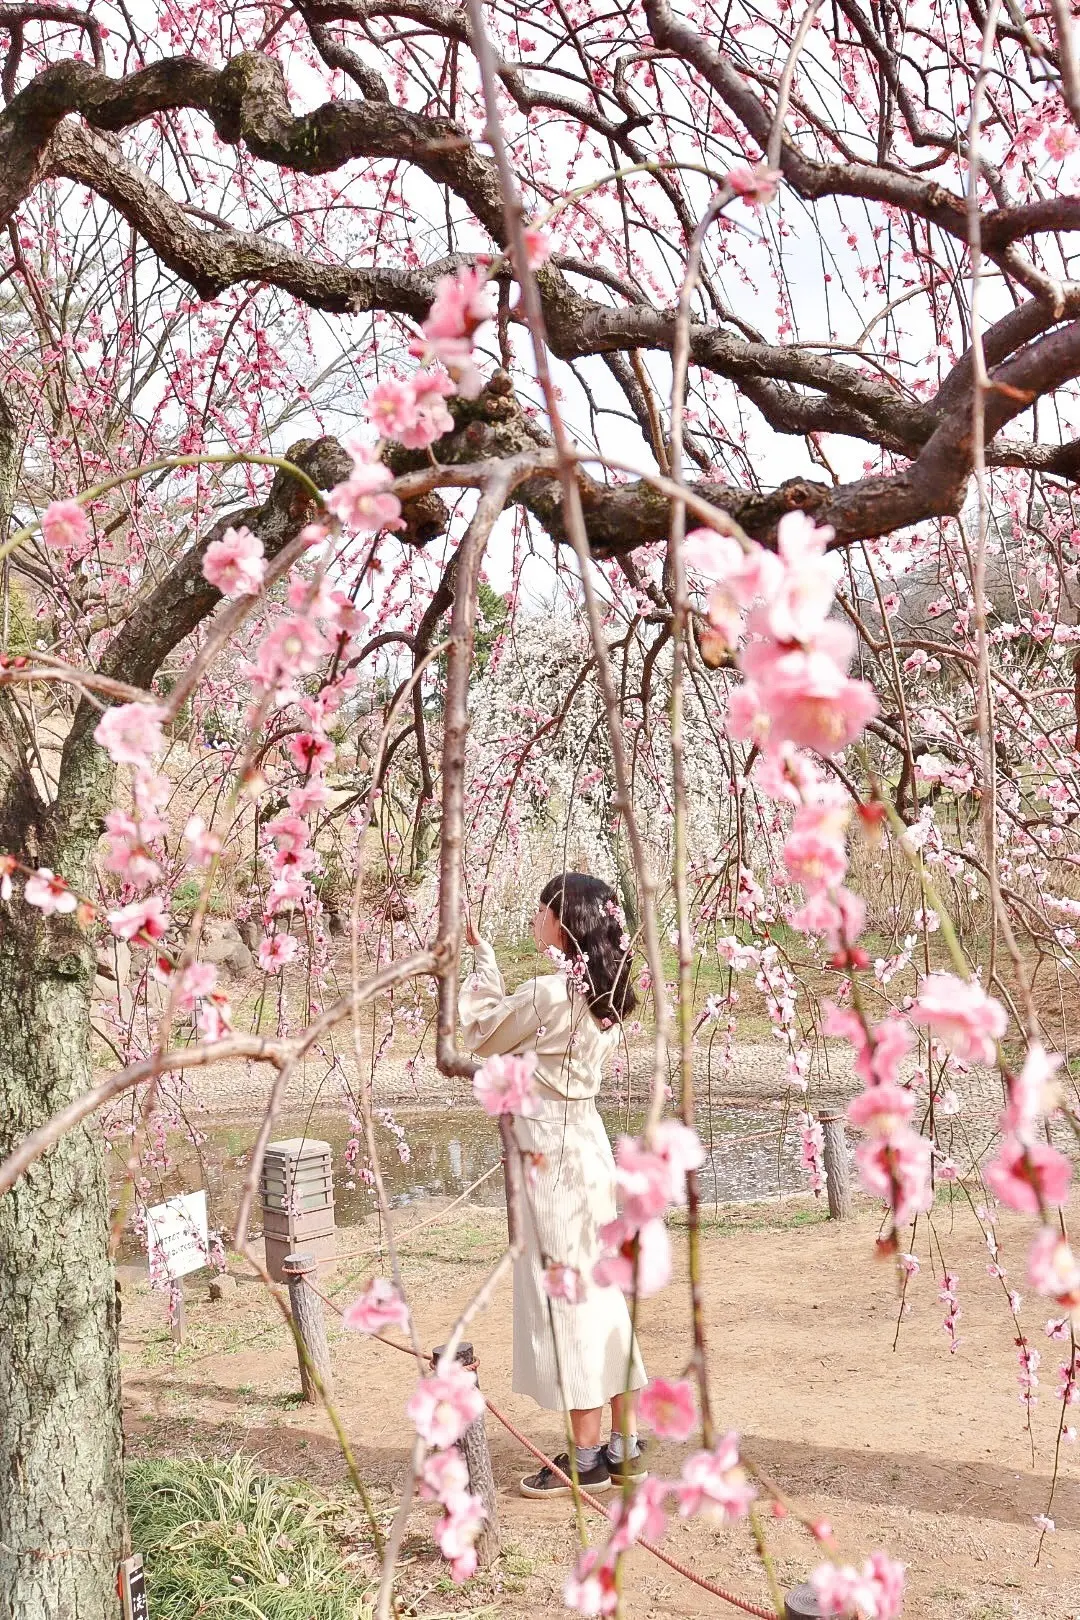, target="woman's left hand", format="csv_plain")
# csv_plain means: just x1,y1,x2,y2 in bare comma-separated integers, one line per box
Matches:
465,913,480,948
